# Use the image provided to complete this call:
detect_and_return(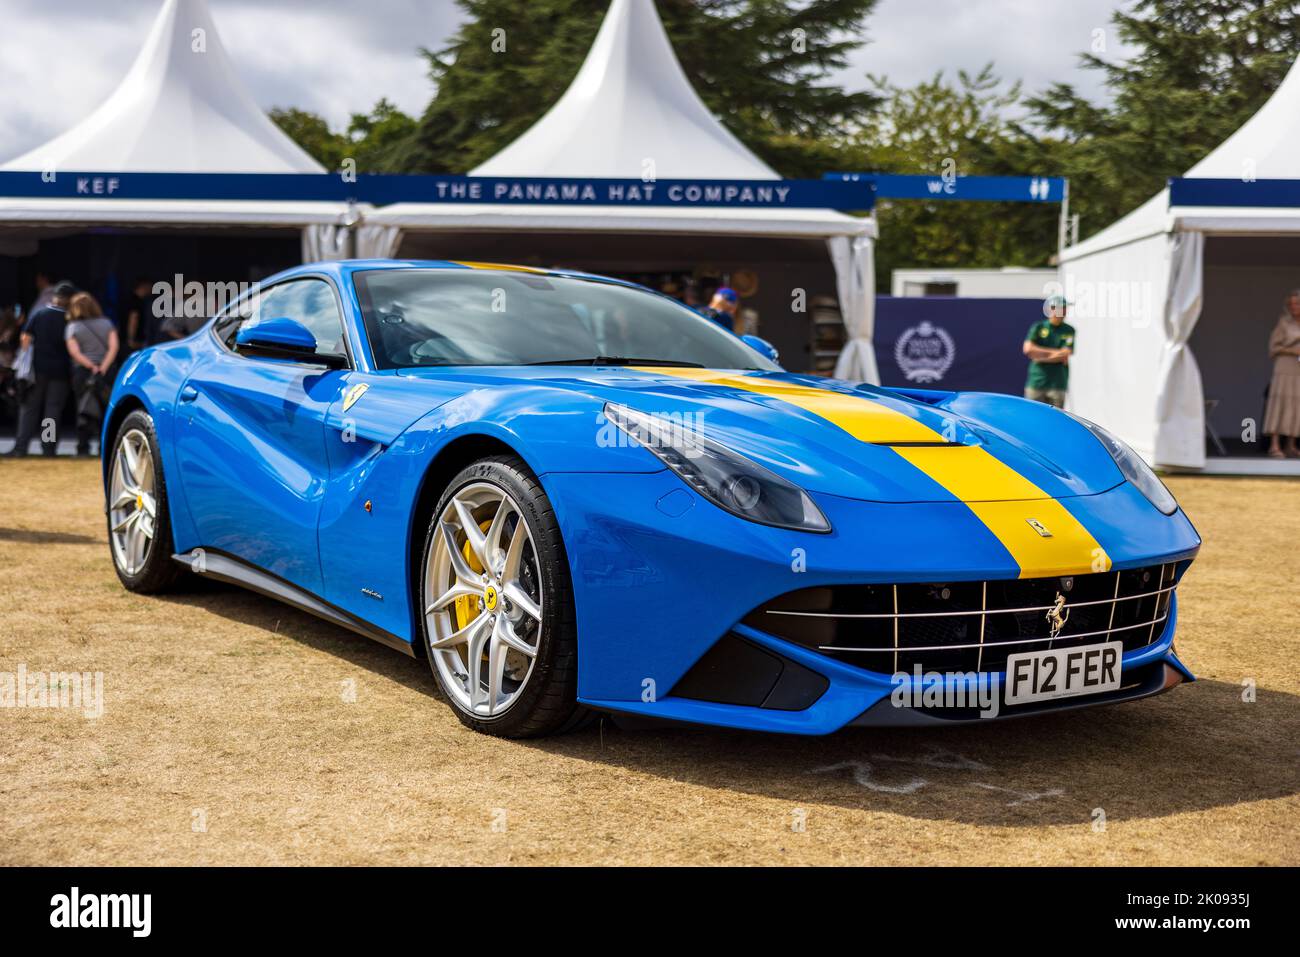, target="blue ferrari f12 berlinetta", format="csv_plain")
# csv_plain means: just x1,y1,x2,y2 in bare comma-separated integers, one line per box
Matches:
103,260,1200,737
